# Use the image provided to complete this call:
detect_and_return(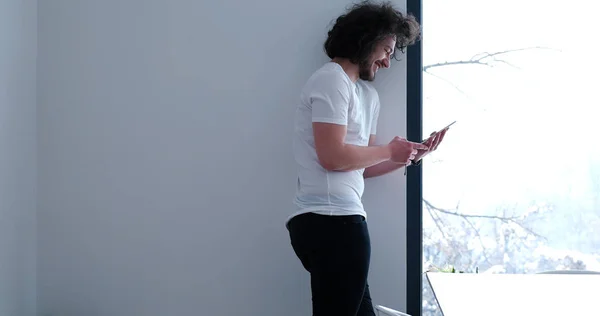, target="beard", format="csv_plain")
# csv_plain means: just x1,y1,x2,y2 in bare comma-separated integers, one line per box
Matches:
358,59,376,81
